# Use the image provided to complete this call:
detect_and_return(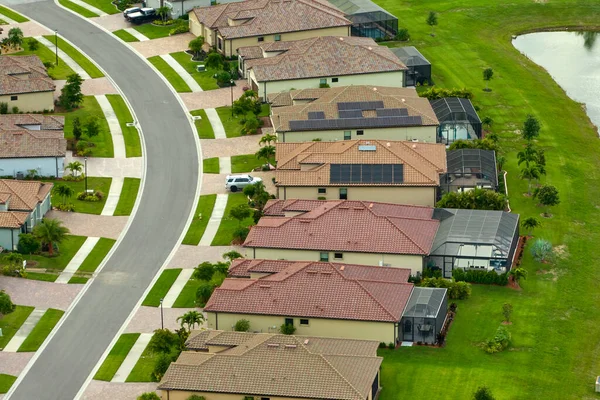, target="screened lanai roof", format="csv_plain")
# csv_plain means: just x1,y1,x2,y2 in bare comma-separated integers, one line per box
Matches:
390,47,431,68
430,209,519,259
446,149,498,187
403,287,446,318
325,0,392,16
430,97,481,125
